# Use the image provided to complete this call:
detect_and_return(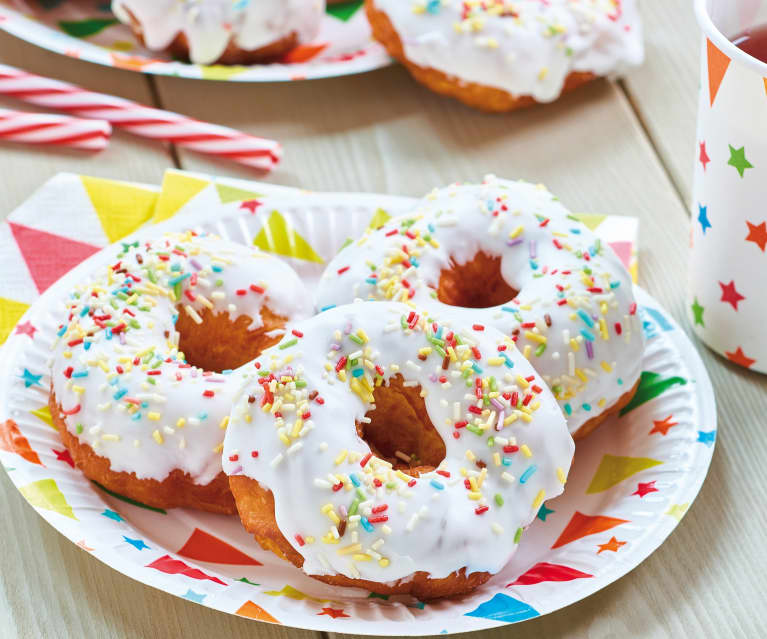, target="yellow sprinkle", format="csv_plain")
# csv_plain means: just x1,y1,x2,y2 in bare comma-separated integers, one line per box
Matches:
291,419,303,438
219,416,229,430
532,489,546,510
599,318,609,340
465,450,476,462
600,361,613,373
569,338,580,352
152,430,164,444
504,413,518,426
467,491,482,500
183,305,203,324
515,375,530,389
213,441,224,453
353,554,372,562
356,329,369,343
378,558,390,567
509,225,524,239
524,331,547,344
486,357,505,366
519,411,533,423
520,444,532,458
523,345,531,359
395,470,410,483
334,449,348,465
493,452,501,466
469,477,478,491
557,467,567,484
575,369,588,383
176,418,186,428
337,543,362,556
147,412,161,421
278,432,290,446
71,385,85,395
